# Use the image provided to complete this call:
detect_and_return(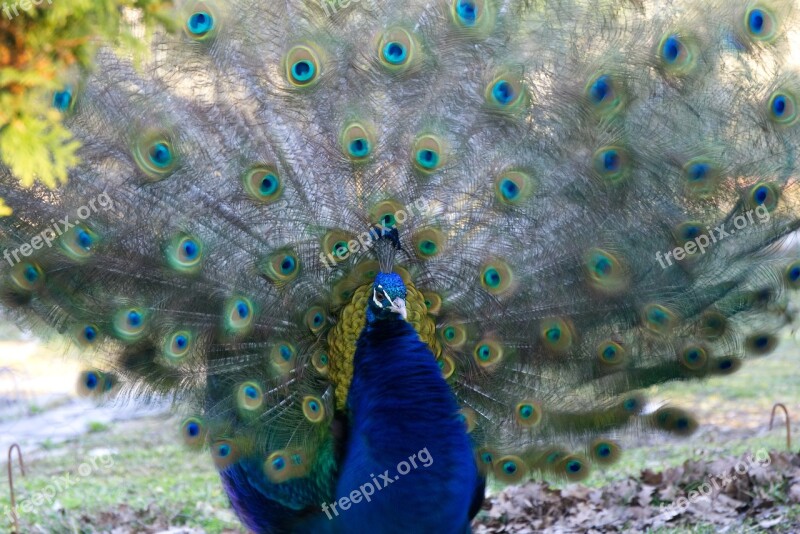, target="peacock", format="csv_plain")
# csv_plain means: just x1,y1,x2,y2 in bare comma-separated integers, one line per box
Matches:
2,0,800,532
